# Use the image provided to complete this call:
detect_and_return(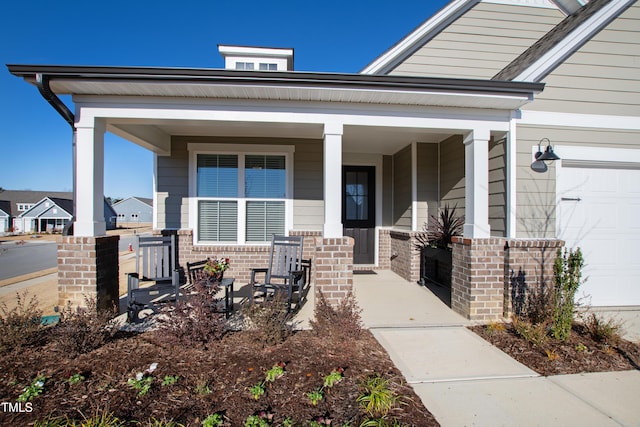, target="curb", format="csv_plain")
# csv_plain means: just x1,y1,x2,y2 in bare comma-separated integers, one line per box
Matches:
0,267,58,288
